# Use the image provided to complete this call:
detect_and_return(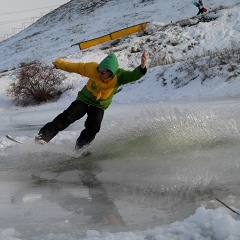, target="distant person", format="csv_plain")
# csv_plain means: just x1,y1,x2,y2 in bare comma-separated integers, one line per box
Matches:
196,0,204,15
35,51,147,151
